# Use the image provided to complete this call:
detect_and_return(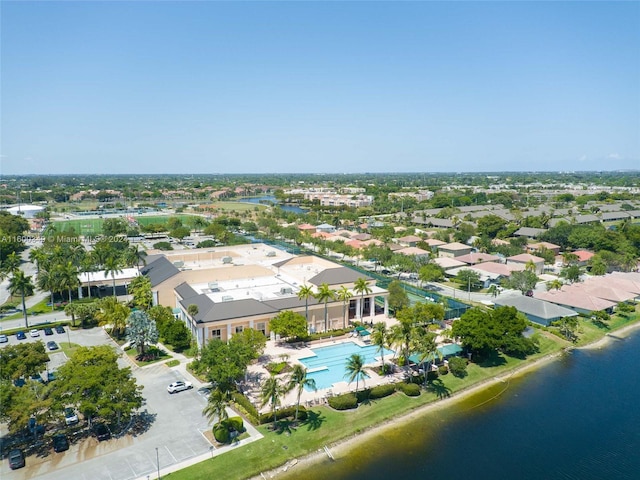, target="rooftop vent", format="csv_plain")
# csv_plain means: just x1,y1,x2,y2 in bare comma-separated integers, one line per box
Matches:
221,295,234,302
222,256,233,264
173,261,184,268
266,251,276,257
280,287,293,295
